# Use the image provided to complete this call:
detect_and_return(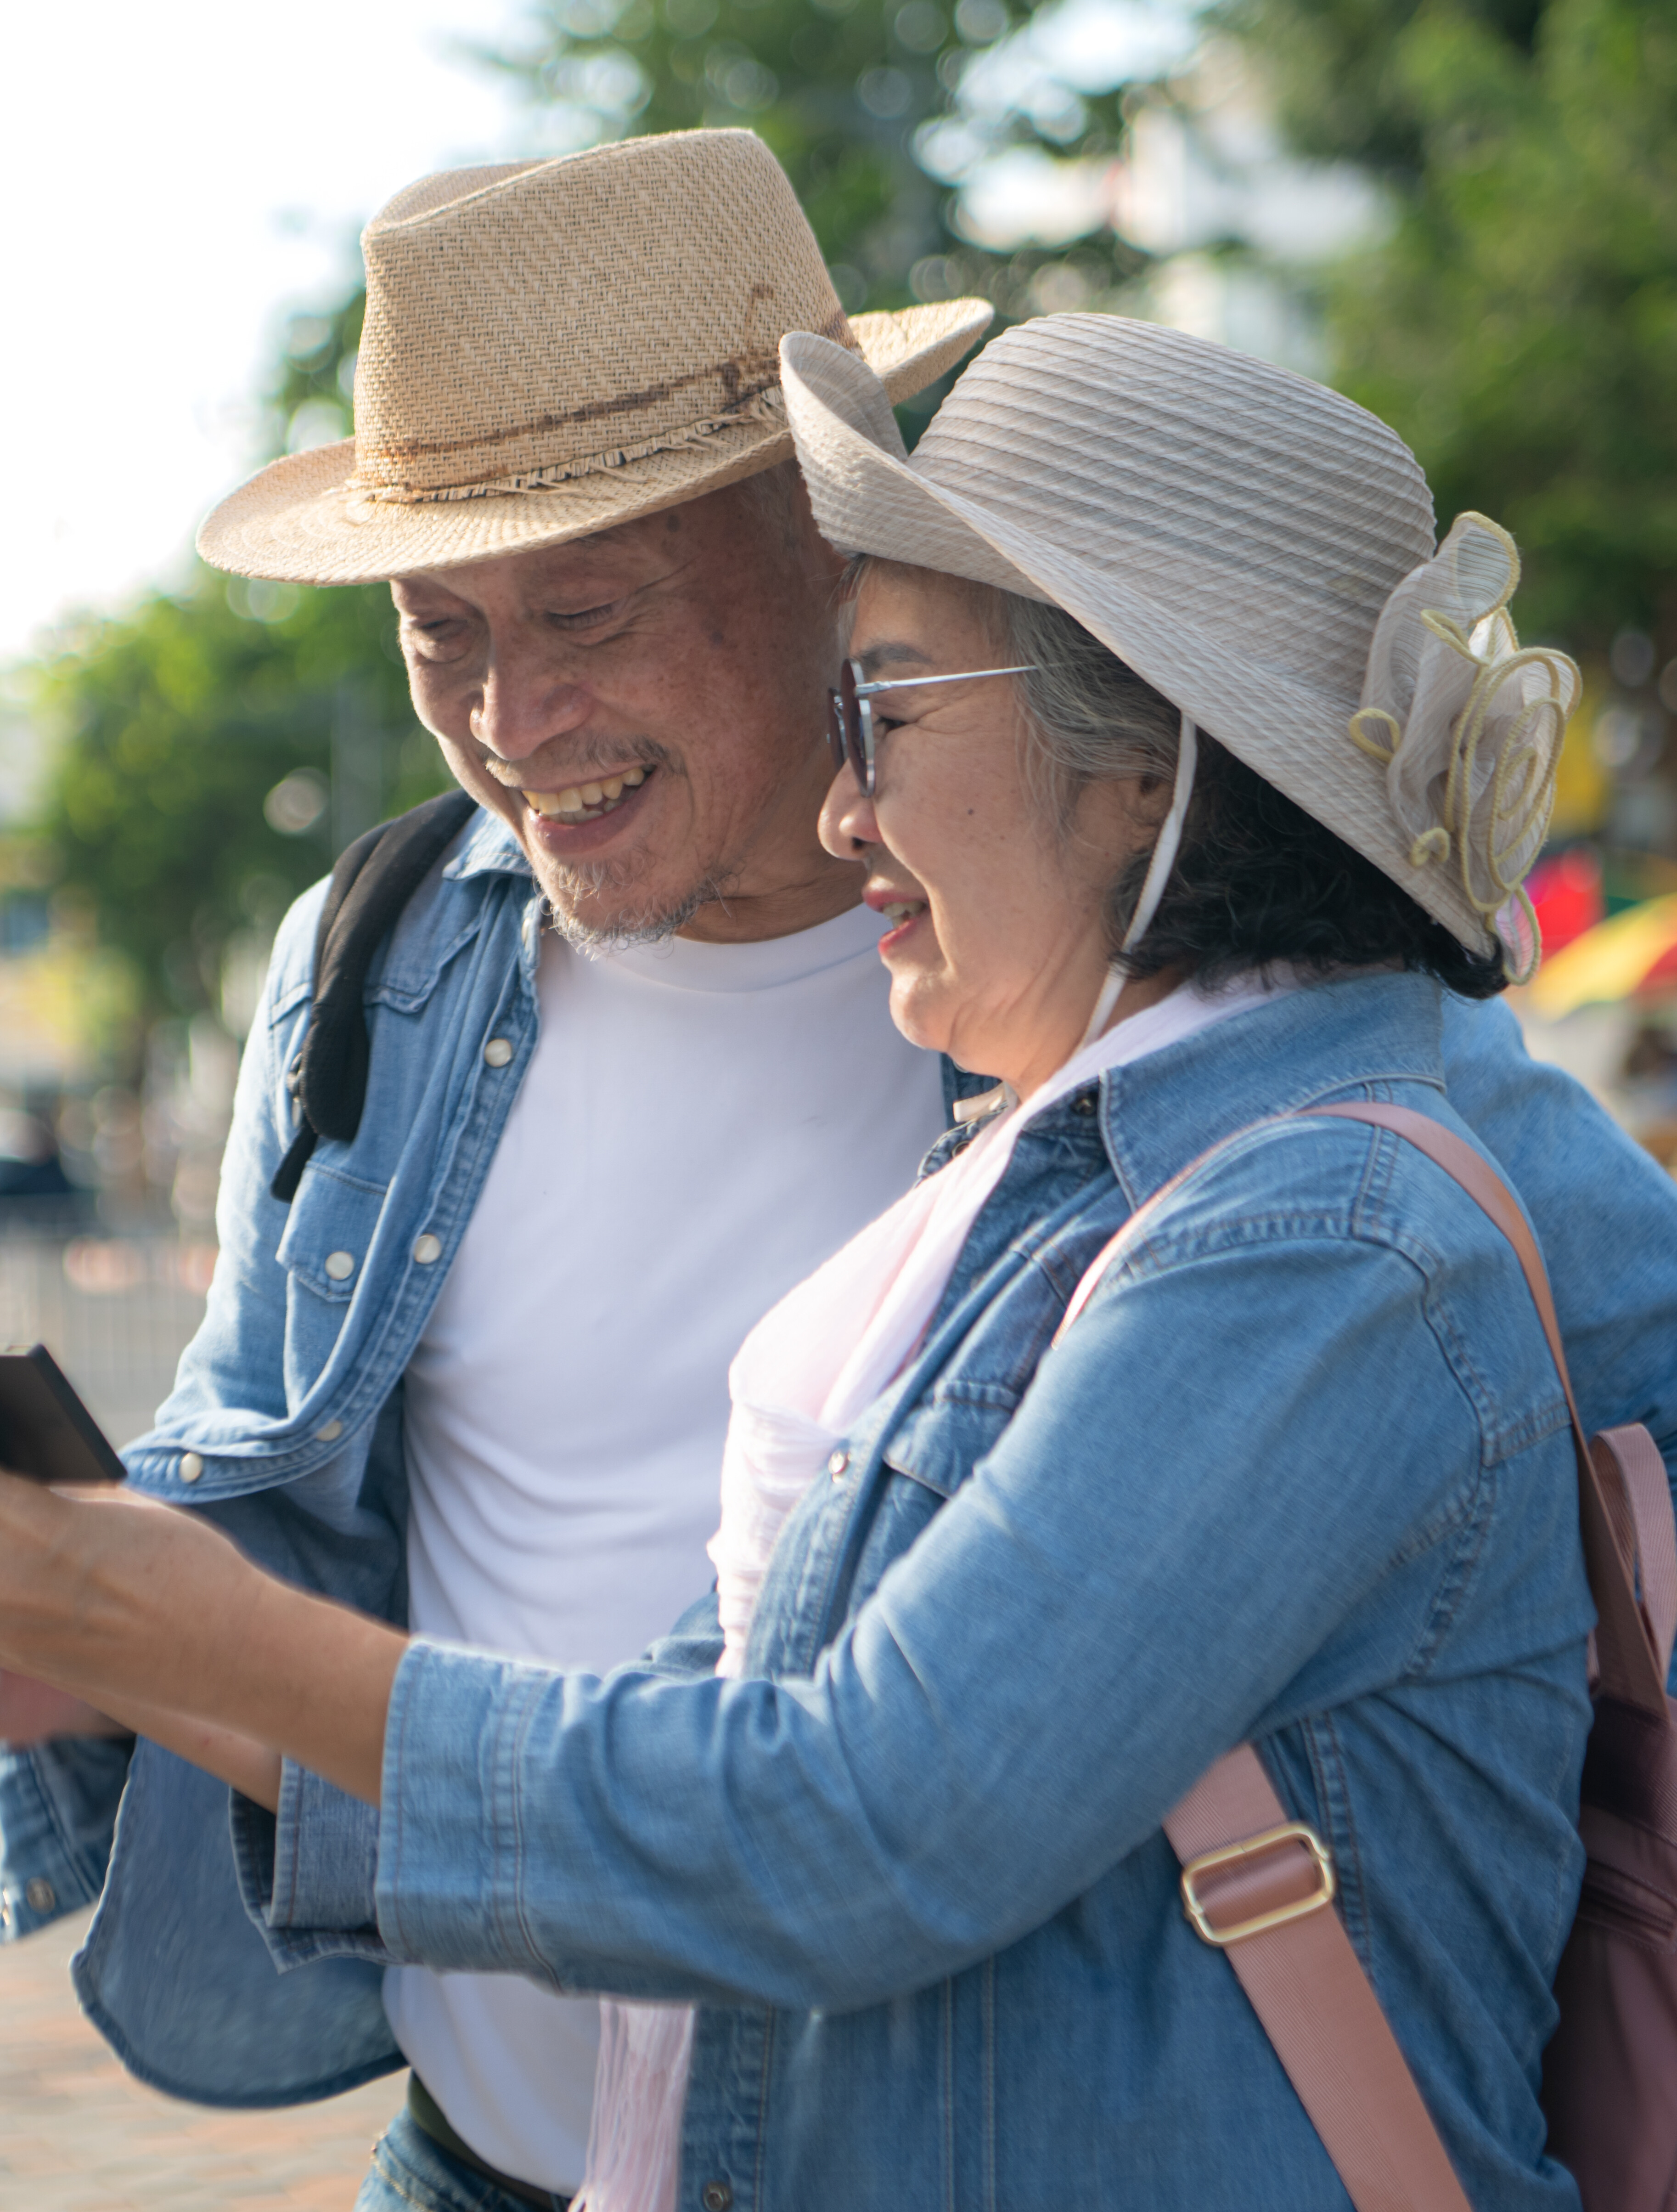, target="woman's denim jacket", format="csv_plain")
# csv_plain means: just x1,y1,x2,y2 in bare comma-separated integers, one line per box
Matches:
238,966,1608,2208
4,807,1677,2206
